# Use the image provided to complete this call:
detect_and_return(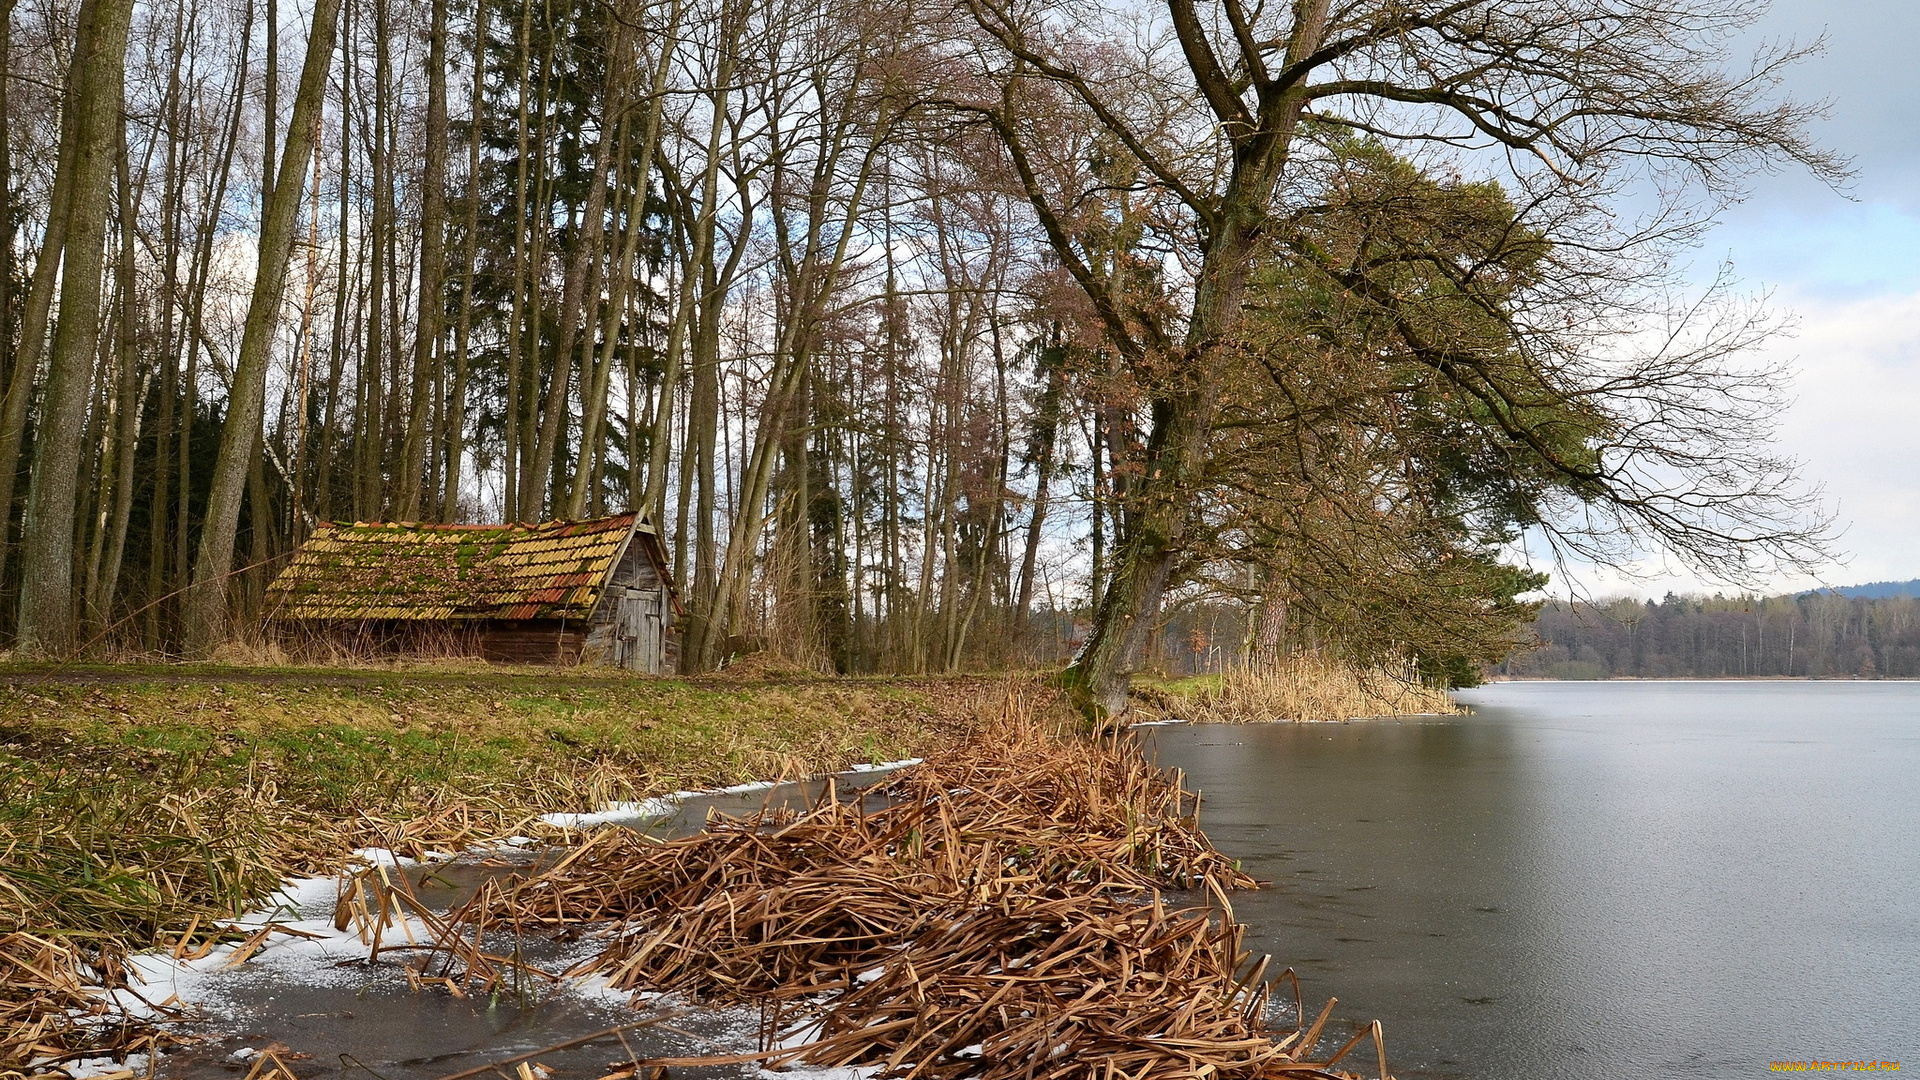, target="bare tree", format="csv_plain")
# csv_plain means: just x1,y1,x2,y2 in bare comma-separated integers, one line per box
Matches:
952,0,1843,717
